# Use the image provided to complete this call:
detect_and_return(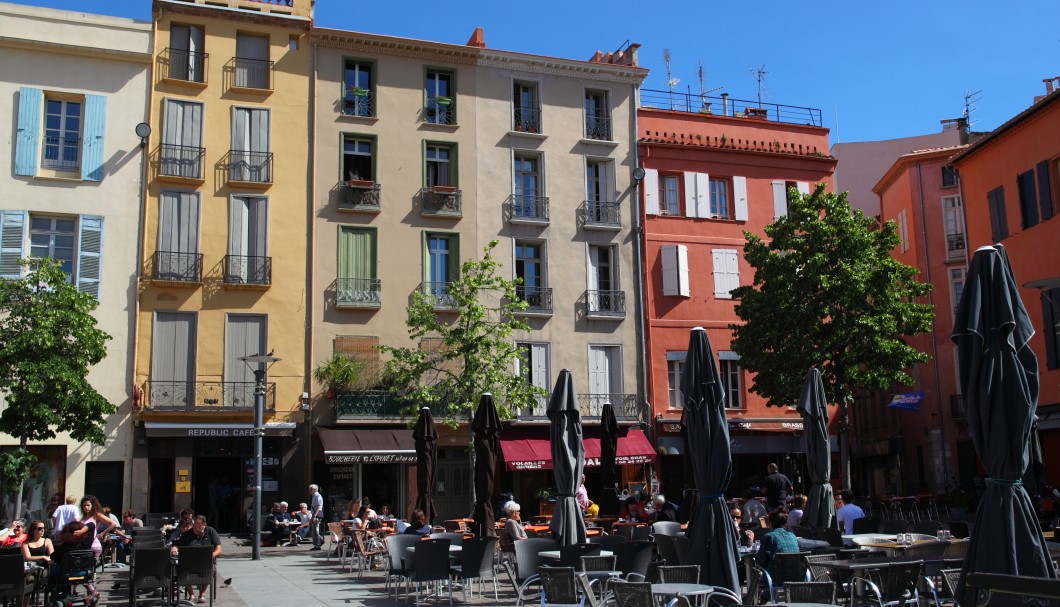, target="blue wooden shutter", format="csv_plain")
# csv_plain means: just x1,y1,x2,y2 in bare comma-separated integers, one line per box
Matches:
1037,160,1054,221
15,87,43,176
0,211,27,279
81,95,107,181
76,215,104,300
